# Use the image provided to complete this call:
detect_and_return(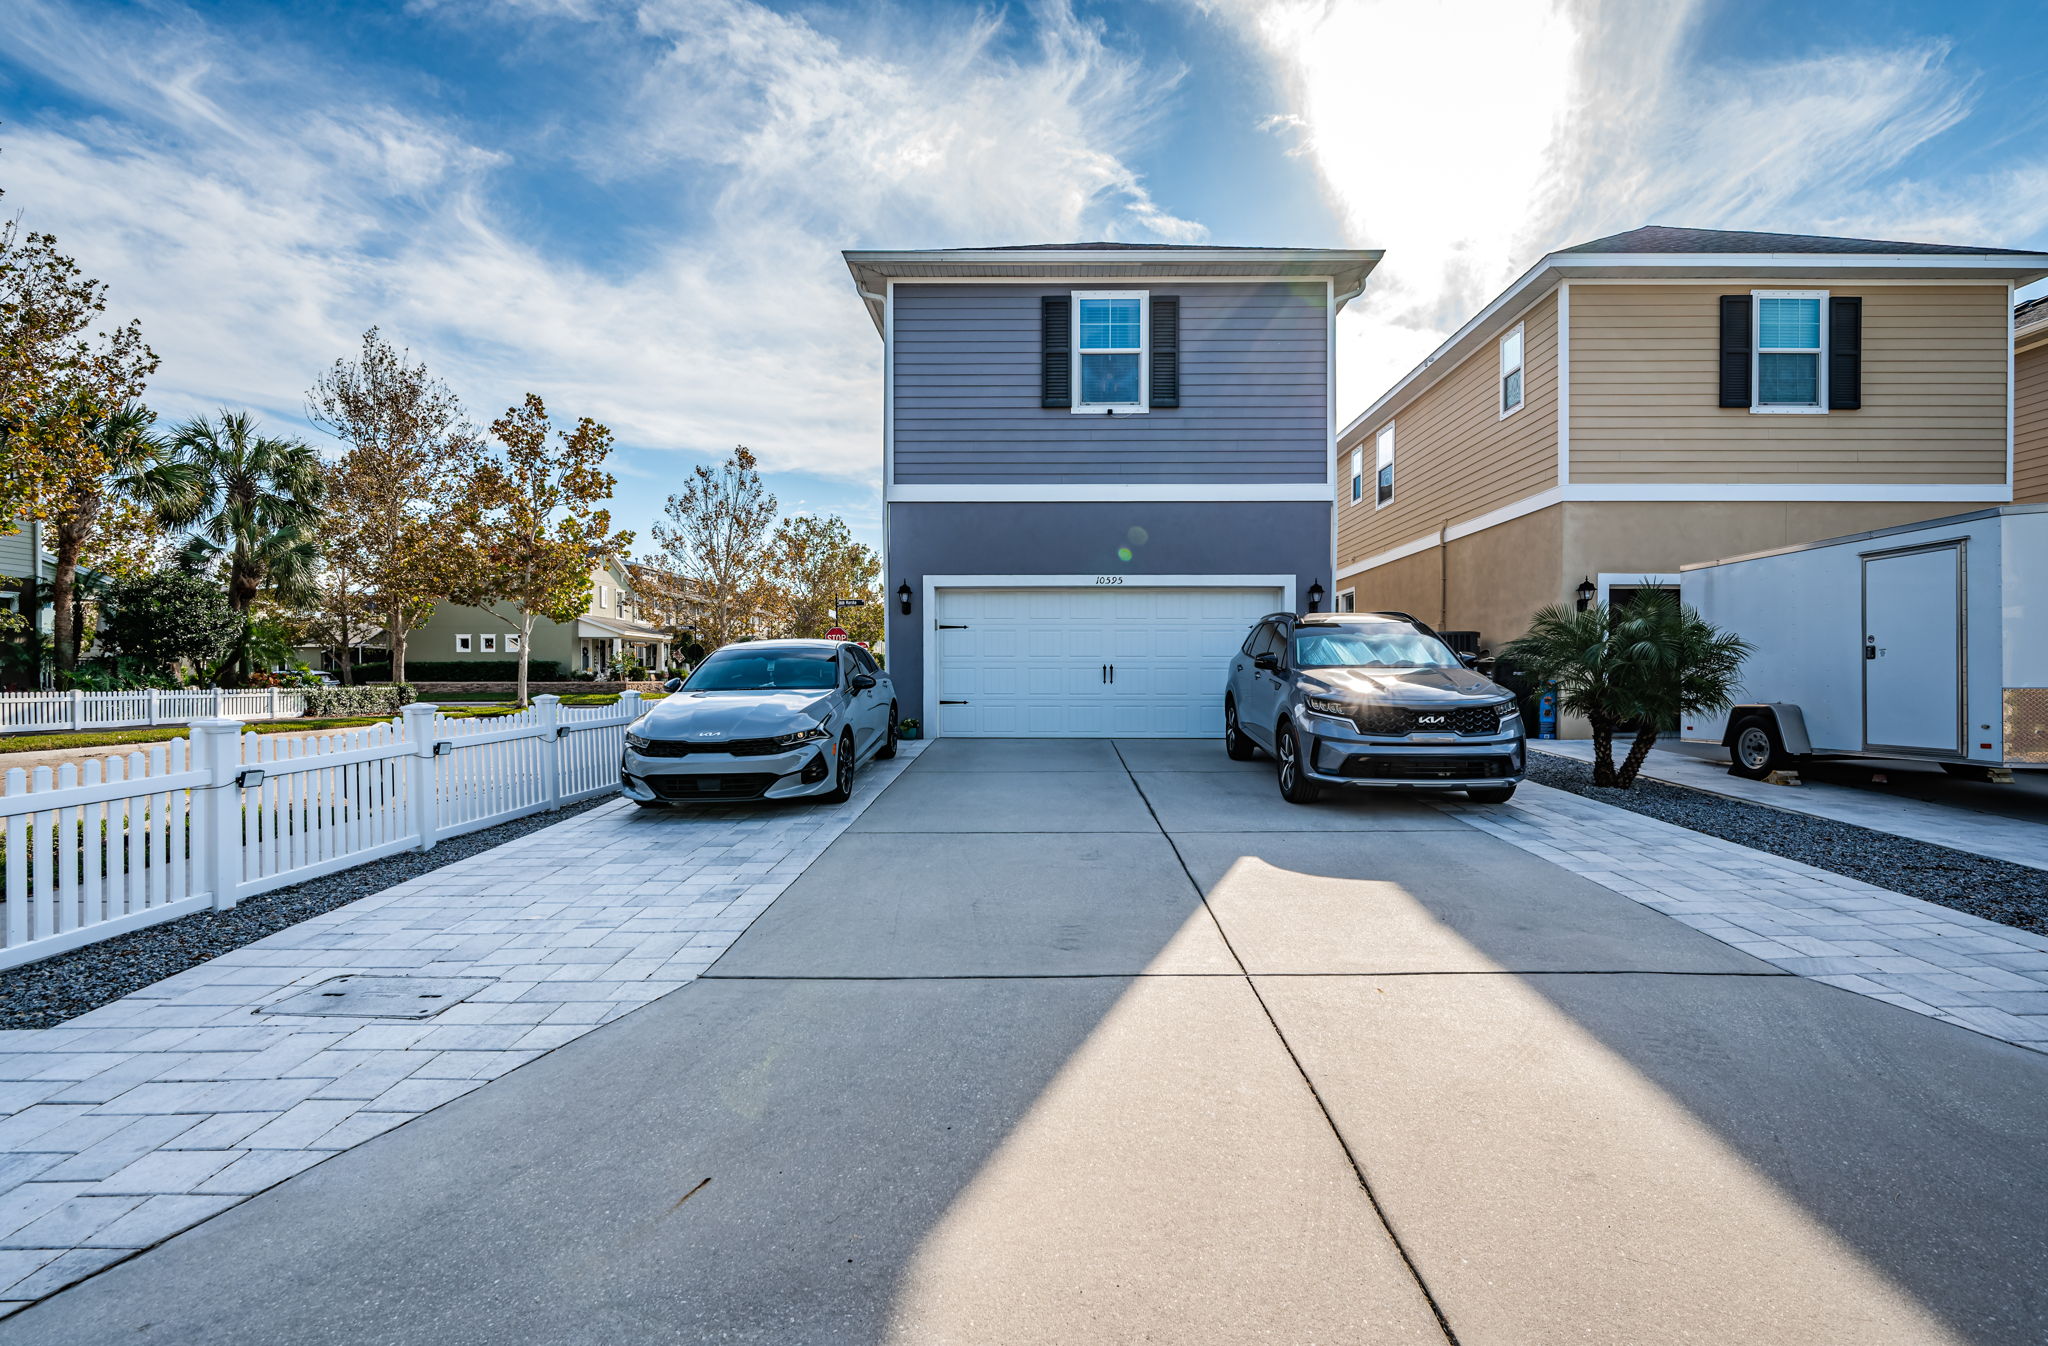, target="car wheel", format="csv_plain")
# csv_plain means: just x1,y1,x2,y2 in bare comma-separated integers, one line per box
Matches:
1275,722,1320,804
1224,698,1257,760
876,702,899,760
1727,714,1784,780
820,730,856,804
1465,784,1516,804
